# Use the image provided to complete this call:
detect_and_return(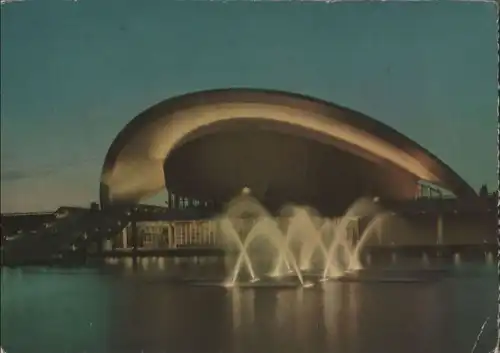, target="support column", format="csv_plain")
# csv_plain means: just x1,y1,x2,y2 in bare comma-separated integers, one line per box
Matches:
155,224,161,249
122,227,128,249
208,221,212,245
168,223,174,249
437,214,444,245
177,223,182,246
211,220,216,246
131,214,138,256
152,225,157,249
